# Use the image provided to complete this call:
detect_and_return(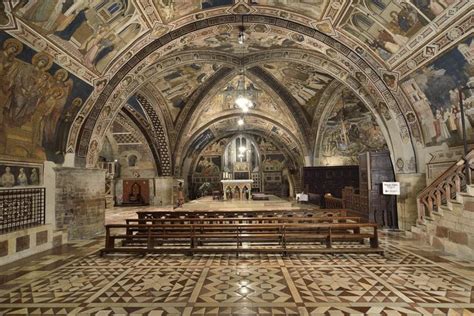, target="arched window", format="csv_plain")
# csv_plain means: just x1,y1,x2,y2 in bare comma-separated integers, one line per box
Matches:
128,154,137,167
